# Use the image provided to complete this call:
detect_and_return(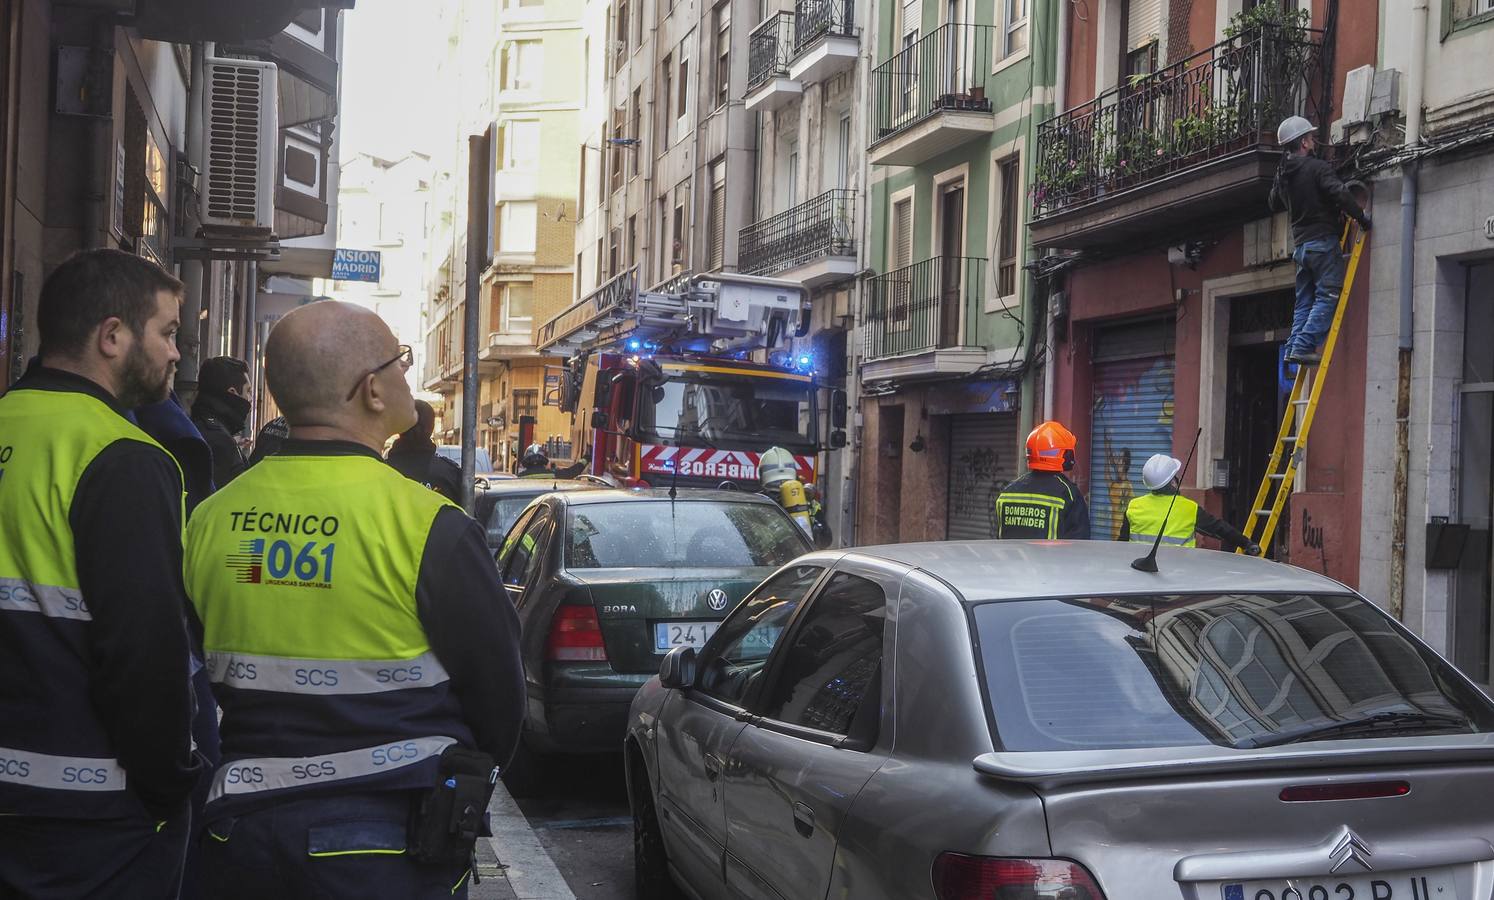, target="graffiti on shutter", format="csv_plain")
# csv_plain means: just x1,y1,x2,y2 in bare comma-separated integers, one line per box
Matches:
947,413,1019,540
